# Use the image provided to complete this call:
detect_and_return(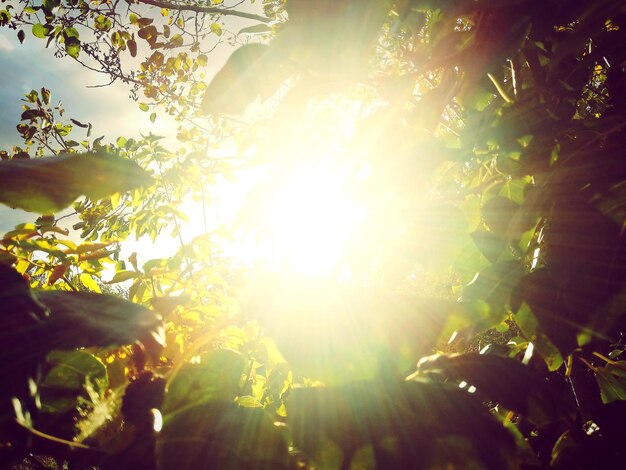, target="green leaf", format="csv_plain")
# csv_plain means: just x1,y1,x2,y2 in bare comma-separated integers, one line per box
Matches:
482,196,520,236
42,350,107,392
65,36,81,58
514,303,563,371
470,230,507,263
596,364,626,404
0,153,153,214
163,349,246,413
462,260,523,319
40,350,107,414
458,85,494,111
139,103,149,112
288,381,516,469
159,402,289,469
210,22,222,36
107,270,139,284
32,23,48,38
63,26,79,38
